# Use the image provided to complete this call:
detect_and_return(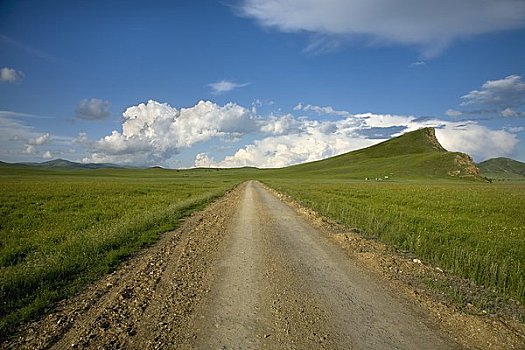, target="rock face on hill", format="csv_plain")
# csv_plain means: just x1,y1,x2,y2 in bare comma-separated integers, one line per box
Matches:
449,154,480,177
423,127,447,152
